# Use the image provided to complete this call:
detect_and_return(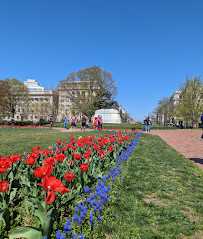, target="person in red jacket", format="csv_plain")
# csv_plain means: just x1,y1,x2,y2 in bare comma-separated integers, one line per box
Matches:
93,117,98,131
